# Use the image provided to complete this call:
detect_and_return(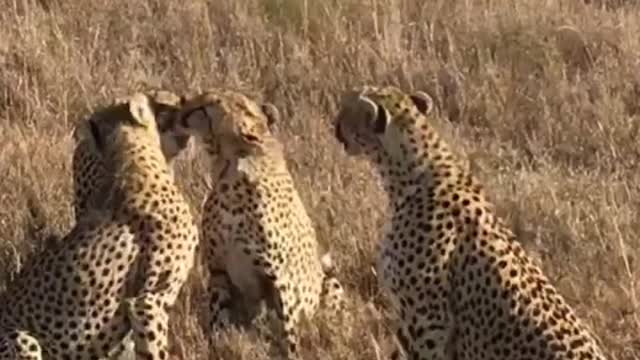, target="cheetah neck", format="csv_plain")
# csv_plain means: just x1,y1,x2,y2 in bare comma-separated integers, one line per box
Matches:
376,124,471,210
